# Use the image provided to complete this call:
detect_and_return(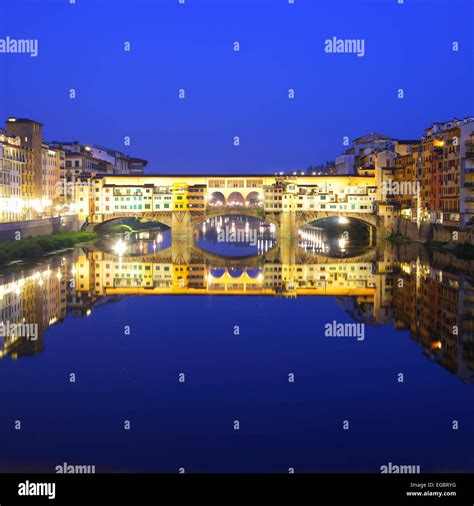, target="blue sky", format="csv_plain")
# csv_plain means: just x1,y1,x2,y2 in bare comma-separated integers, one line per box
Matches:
1,0,473,173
